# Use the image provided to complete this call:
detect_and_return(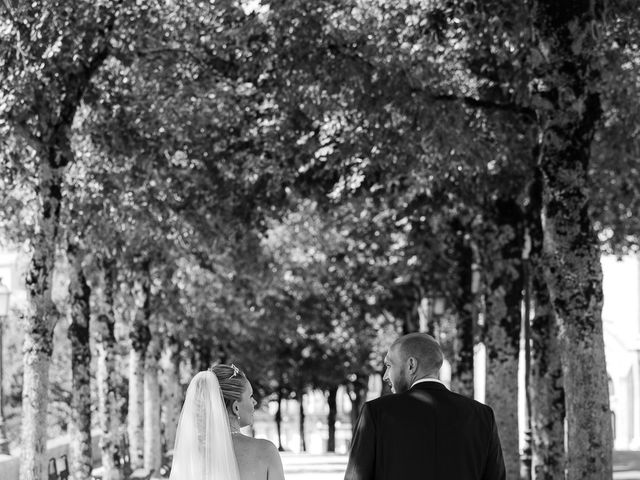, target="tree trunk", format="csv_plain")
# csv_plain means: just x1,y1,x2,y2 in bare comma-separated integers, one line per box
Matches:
521,257,532,480
144,331,162,473
450,233,475,398
128,275,151,470
96,312,121,480
128,344,146,469
298,391,306,452
96,261,122,480
275,390,284,451
526,165,565,479
485,281,523,480
484,199,524,480
20,324,54,480
533,3,613,478
348,373,368,437
327,387,338,453
162,335,182,453
519,192,537,480
451,314,474,398
67,245,93,480
20,155,66,480
401,294,421,334
530,266,565,479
